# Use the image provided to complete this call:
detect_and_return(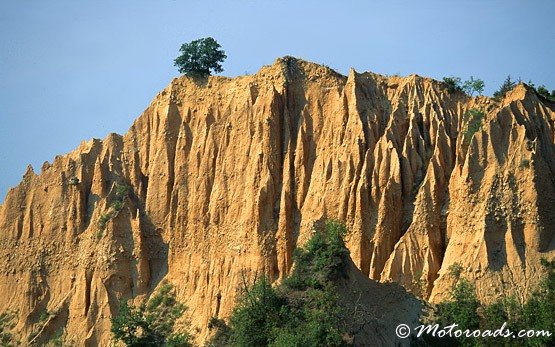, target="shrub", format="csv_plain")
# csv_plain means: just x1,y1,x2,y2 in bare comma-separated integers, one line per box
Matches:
493,75,517,100
68,177,79,186
111,200,124,212
443,76,464,93
426,259,555,346
535,85,555,102
447,262,463,279
97,183,130,232
111,282,192,346
436,279,480,330
284,220,349,290
461,108,485,148
39,310,50,323
174,37,227,78
0,311,17,347
216,220,350,347
228,276,287,346
98,213,111,231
